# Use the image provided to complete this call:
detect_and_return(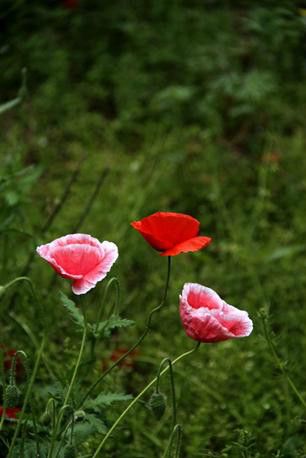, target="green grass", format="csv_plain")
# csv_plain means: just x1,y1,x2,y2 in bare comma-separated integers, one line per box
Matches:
1,2,306,457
